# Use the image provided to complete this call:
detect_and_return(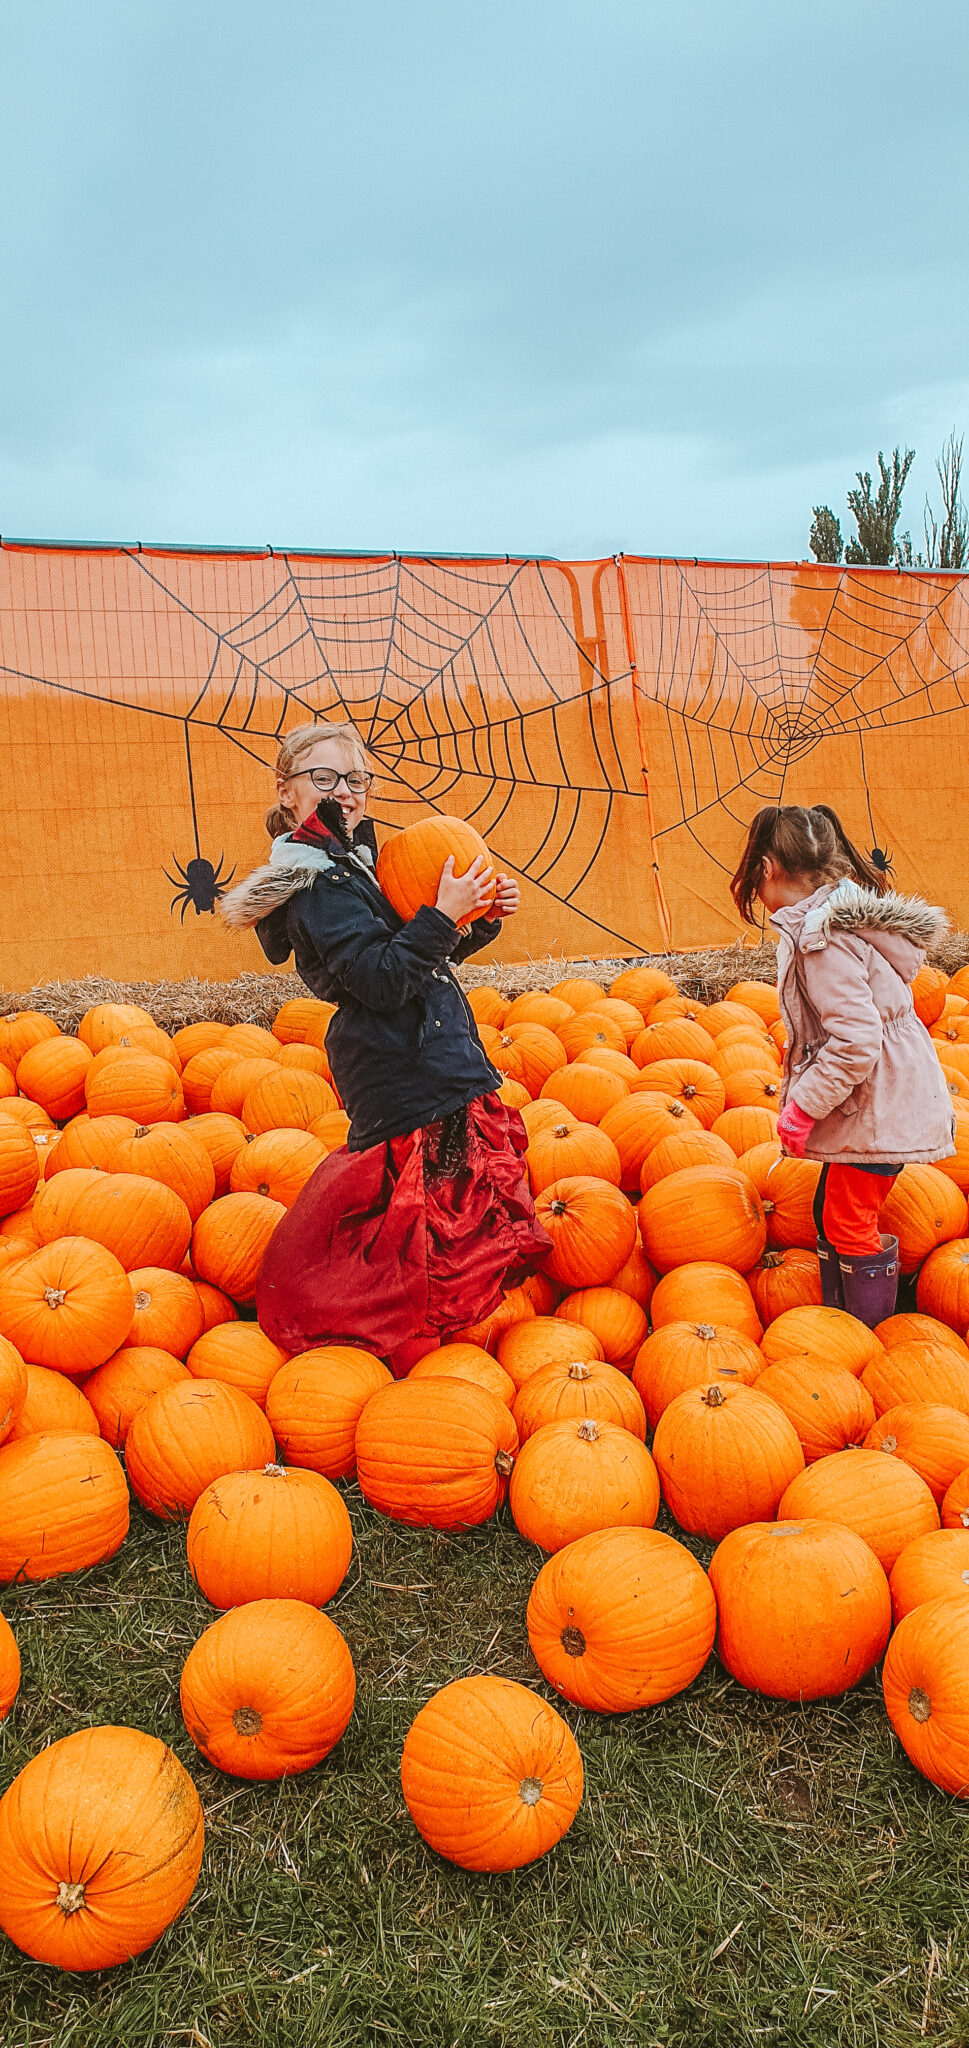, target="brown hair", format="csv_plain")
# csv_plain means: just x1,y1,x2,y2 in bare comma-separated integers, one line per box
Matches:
730,804,887,924
265,720,372,839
